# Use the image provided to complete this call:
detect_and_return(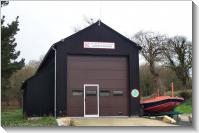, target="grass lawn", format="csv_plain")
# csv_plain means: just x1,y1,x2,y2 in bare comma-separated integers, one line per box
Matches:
174,98,192,114
1,109,57,127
